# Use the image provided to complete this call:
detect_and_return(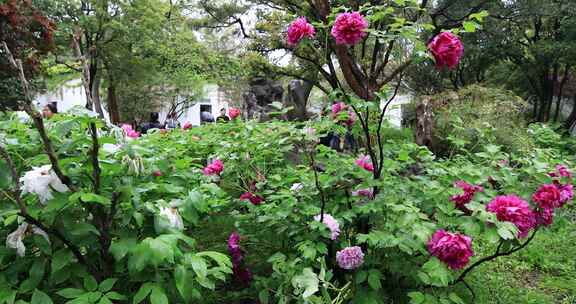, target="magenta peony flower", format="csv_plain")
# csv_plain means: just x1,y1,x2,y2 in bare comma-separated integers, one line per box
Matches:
240,192,264,206
121,124,133,132
228,107,241,120
536,207,554,227
331,12,368,45
532,184,561,210
203,159,224,176
331,102,346,115
486,195,537,238
153,170,162,177
287,17,316,46
227,231,252,284
336,246,364,270
352,188,374,199
126,129,140,138
182,122,192,130
557,183,573,206
427,31,464,70
450,180,483,212
427,230,473,269
314,213,340,240
550,164,572,178
355,155,374,172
